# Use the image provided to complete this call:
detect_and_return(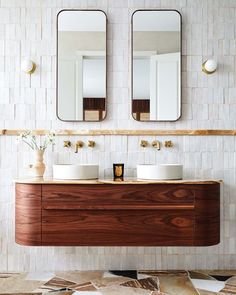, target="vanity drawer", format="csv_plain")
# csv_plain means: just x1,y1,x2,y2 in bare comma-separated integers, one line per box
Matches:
42,209,194,246
15,182,220,246
42,184,195,210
